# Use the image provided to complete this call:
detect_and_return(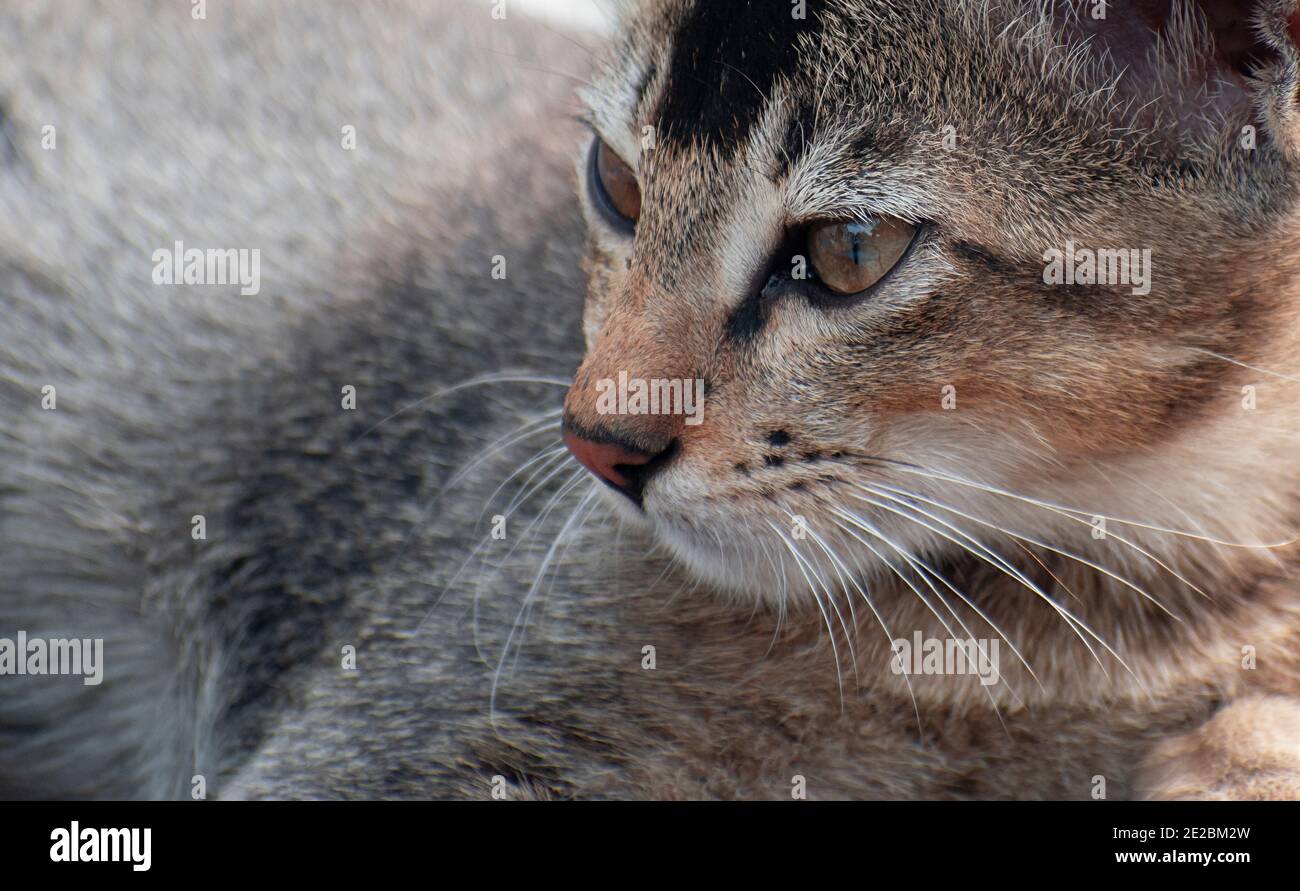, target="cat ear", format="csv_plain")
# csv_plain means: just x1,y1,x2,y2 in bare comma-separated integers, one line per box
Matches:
1065,0,1300,155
